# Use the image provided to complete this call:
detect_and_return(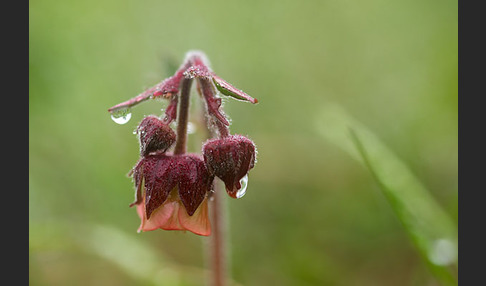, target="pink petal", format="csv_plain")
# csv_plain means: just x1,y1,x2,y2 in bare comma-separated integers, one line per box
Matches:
179,197,211,236
136,188,210,235
137,190,184,232
155,200,185,231
136,202,146,232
